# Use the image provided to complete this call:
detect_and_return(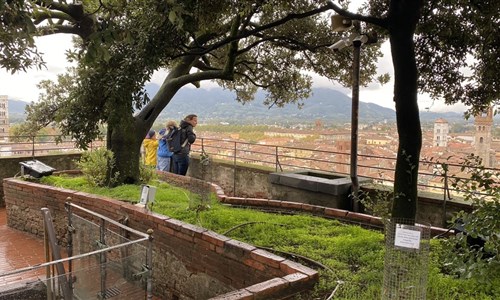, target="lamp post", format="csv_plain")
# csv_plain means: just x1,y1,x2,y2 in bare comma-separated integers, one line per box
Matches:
330,17,376,212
